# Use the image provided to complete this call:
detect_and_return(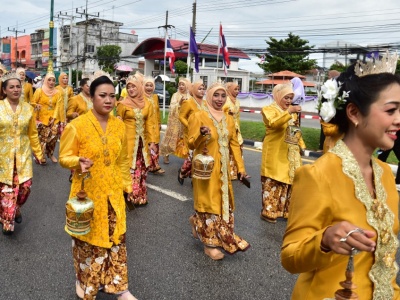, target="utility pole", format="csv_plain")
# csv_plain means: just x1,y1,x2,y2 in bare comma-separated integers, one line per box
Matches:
158,11,174,118
56,11,80,85
8,23,25,69
186,1,197,79
76,0,99,76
